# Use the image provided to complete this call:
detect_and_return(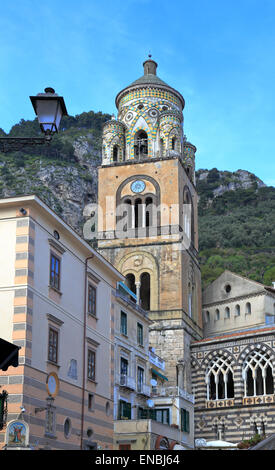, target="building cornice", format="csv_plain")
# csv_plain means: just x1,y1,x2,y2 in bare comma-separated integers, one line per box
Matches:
202,290,267,308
